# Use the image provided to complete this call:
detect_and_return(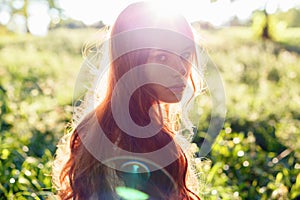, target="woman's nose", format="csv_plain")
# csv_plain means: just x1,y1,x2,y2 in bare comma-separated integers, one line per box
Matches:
172,56,188,77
